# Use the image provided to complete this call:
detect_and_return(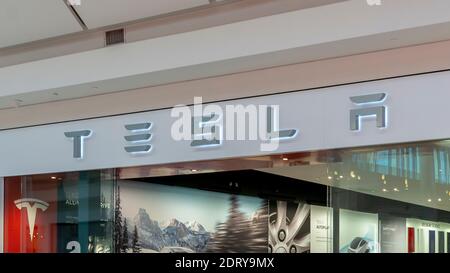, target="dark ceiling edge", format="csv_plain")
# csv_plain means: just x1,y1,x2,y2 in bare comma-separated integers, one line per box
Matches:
1,68,449,132
62,0,88,30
